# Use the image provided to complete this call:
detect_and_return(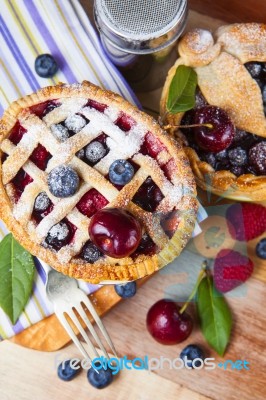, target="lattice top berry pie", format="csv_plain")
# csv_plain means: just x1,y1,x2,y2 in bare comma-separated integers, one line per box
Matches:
0,81,197,283
161,23,266,201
